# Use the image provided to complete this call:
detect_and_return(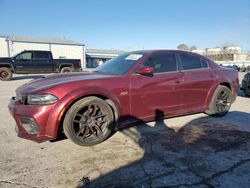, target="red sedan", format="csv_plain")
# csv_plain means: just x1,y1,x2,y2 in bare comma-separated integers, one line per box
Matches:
8,50,239,146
